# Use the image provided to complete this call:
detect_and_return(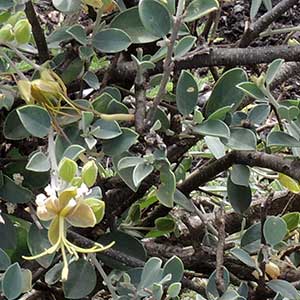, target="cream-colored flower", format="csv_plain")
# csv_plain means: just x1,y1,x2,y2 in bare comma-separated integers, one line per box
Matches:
24,183,112,281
